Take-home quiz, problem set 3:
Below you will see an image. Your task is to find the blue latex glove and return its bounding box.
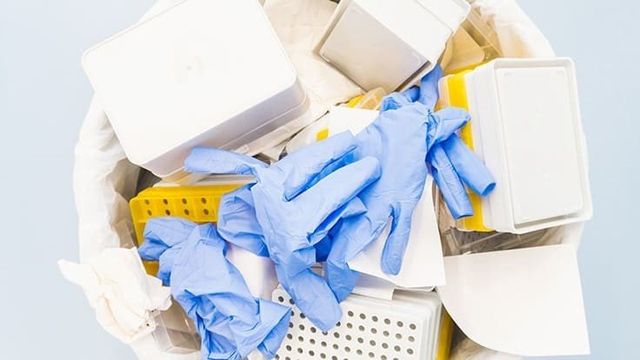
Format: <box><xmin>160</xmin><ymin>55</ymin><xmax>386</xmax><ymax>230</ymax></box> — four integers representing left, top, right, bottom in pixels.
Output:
<box><xmin>383</xmin><ymin>66</ymin><xmax>496</xmax><ymax>216</ymax></box>
<box><xmin>185</xmin><ymin>132</ymin><xmax>381</xmax><ymax>332</ymax></box>
<box><xmin>215</xmin><ymin>186</ymin><xmax>269</xmax><ymax>258</ymax></box>
<box><xmin>326</xmin><ymin>66</ymin><xmax>495</xmax><ymax>301</ymax></box>
<box><xmin>138</xmin><ymin>218</ymin><xmax>290</xmax><ymax>360</ymax></box>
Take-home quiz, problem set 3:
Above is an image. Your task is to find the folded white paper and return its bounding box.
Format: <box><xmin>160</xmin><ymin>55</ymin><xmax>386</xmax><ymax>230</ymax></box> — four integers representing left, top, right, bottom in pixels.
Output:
<box><xmin>437</xmin><ymin>244</ymin><xmax>589</xmax><ymax>356</ymax></box>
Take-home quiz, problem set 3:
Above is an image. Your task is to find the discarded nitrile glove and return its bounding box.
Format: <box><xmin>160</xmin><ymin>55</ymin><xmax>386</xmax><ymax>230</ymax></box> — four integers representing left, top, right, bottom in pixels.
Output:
<box><xmin>326</xmin><ymin>66</ymin><xmax>495</xmax><ymax>303</ymax></box>
<box><xmin>139</xmin><ymin>218</ymin><xmax>291</xmax><ymax>360</ymax></box>
<box><xmin>185</xmin><ymin>132</ymin><xmax>381</xmax><ymax>332</ymax></box>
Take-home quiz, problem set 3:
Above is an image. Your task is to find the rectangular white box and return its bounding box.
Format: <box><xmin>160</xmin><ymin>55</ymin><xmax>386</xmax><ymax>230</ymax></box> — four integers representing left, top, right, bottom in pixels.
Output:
<box><xmin>315</xmin><ymin>0</ymin><xmax>469</xmax><ymax>92</ymax></box>
<box><xmin>82</xmin><ymin>0</ymin><xmax>308</xmax><ymax>179</ymax></box>
<box><xmin>459</xmin><ymin>58</ymin><xmax>592</xmax><ymax>233</ymax></box>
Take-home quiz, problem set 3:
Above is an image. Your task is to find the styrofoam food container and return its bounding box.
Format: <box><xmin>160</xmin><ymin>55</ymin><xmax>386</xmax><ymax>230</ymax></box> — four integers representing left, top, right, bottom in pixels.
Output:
<box><xmin>82</xmin><ymin>0</ymin><xmax>308</xmax><ymax>180</ymax></box>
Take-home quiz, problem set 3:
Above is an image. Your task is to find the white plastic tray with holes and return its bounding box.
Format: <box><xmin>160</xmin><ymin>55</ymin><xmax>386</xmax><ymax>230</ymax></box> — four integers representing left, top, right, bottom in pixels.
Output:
<box><xmin>272</xmin><ymin>287</ymin><xmax>442</xmax><ymax>360</ymax></box>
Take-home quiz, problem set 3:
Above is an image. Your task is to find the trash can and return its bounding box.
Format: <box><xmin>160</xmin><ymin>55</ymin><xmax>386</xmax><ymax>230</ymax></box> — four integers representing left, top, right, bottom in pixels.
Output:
<box><xmin>65</xmin><ymin>0</ymin><xmax>591</xmax><ymax>359</ymax></box>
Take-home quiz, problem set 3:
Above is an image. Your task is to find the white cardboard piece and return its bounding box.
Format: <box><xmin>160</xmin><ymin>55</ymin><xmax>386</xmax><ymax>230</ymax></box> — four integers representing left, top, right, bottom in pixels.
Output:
<box><xmin>82</xmin><ymin>0</ymin><xmax>308</xmax><ymax>179</ymax></box>
<box><xmin>437</xmin><ymin>244</ymin><xmax>590</xmax><ymax>356</ymax></box>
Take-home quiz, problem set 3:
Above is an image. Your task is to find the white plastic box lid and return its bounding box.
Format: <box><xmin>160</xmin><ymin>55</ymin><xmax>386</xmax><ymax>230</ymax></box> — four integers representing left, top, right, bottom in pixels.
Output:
<box><xmin>464</xmin><ymin>58</ymin><xmax>592</xmax><ymax>233</ymax></box>
<box><xmin>82</xmin><ymin>0</ymin><xmax>308</xmax><ymax>179</ymax></box>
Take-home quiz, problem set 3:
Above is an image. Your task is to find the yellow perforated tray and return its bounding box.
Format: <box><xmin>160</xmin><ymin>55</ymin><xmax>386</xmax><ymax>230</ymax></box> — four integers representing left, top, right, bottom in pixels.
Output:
<box><xmin>130</xmin><ymin>180</ymin><xmax>247</xmax><ymax>274</ymax></box>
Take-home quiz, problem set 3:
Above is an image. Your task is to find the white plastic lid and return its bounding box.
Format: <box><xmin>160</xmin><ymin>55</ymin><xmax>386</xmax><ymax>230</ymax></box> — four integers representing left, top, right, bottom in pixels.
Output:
<box><xmin>496</xmin><ymin>65</ymin><xmax>584</xmax><ymax>225</ymax></box>
<box><xmin>83</xmin><ymin>0</ymin><xmax>299</xmax><ymax>171</ymax></box>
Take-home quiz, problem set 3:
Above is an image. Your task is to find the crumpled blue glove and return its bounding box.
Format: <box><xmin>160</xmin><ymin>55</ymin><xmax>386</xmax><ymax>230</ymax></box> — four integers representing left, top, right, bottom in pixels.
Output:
<box><xmin>185</xmin><ymin>132</ymin><xmax>382</xmax><ymax>332</ymax></box>
<box><xmin>326</xmin><ymin>66</ymin><xmax>496</xmax><ymax>301</ymax></box>
<box><xmin>215</xmin><ymin>187</ymin><xmax>269</xmax><ymax>258</ymax></box>
<box><xmin>138</xmin><ymin>218</ymin><xmax>290</xmax><ymax>360</ymax></box>
<box><xmin>383</xmin><ymin>66</ymin><xmax>496</xmax><ymax>219</ymax></box>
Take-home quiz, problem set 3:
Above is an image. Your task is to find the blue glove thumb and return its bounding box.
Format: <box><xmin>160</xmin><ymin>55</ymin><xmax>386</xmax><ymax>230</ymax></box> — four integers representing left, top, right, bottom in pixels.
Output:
<box><xmin>185</xmin><ymin>147</ymin><xmax>268</xmax><ymax>176</ymax></box>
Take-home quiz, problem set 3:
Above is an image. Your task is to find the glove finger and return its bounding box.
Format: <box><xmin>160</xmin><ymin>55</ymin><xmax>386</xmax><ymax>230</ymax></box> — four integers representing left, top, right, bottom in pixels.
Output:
<box><xmin>278</xmin><ymin>268</ymin><xmax>342</xmax><ymax>332</ymax></box>
<box><xmin>428</xmin><ymin>145</ymin><xmax>473</xmax><ymax>219</ymax></box>
<box><xmin>310</xmin><ymin>198</ymin><xmax>367</xmax><ymax>246</ymax></box>
<box><xmin>256</xmin><ymin>299</ymin><xmax>292</xmax><ymax>359</ymax></box>
<box><xmin>298</xmin><ymin>153</ymin><xmax>351</xmax><ymax>197</ymax></box>
<box><xmin>297</xmin><ymin>156</ymin><xmax>381</xmax><ymax>230</ymax></box>
<box><xmin>279</xmin><ymin>131</ymin><xmax>358</xmax><ymax>201</ymax></box>
<box><xmin>326</xmin><ymin>209</ymin><xmax>388</xmax><ymax>301</ymax></box>
<box><xmin>427</xmin><ymin>108</ymin><xmax>471</xmax><ymax>147</ymax></box>
<box><xmin>418</xmin><ymin>65</ymin><xmax>443</xmax><ymax>108</ymax></box>
<box><xmin>326</xmin><ymin>242</ymin><xmax>360</xmax><ymax>303</ymax></box>
<box><xmin>381</xmin><ymin>202</ymin><xmax>418</xmax><ymax>275</ymax></box>
<box><xmin>442</xmin><ymin>136</ymin><xmax>496</xmax><ymax>196</ymax></box>
<box><xmin>185</xmin><ymin>147</ymin><xmax>267</xmax><ymax>175</ymax></box>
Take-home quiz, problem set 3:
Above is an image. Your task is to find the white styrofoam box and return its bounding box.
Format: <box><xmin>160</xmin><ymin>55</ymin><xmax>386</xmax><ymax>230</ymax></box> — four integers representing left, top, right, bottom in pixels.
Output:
<box><xmin>273</xmin><ymin>287</ymin><xmax>441</xmax><ymax>360</ymax></box>
<box><xmin>315</xmin><ymin>0</ymin><xmax>469</xmax><ymax>92</ymax></box>
<box><xmin>463</xmin><ymin>58</ymin><xmax>592</xmax><ymax>234</ymax></box>
<box><xmin>82</xmin><ymin>0</ymin><xmax>308</xmax><ymax>179</ymax></box>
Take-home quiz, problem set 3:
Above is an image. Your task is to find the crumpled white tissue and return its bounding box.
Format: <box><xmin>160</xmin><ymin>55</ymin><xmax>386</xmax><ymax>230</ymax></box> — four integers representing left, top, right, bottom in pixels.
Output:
<box><xmin>59</xmin><ymin>248</ymin><xmax>171</xmax><ymax>344</ymax></box>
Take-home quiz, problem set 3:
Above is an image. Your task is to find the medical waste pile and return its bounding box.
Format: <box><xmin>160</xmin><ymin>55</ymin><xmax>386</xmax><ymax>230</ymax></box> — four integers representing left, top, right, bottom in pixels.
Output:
<box><xmin>59</xmin><ymin>0</ymin><xmax>593</xmax><ymax>359</ymax></box>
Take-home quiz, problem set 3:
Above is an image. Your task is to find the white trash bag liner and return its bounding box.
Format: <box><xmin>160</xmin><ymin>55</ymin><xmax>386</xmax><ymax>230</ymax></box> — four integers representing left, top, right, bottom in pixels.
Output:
<box><xmin>65</xmin><ymin>0</ymin><xmax>584</xmax><ymax>359</ymax></box>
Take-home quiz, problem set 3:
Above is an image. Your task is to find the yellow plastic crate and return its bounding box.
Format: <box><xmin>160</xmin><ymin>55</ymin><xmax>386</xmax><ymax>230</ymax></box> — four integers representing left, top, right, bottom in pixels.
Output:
<box><xmin>130</xmin><ymin>181</ymin><xmax>247</xmax><ymax>274</ymax></box>
<box><xmin>435</xmin><ymin>310</ymin><xmax>454</xmax><ymax>360</ymax></box>
<box><xmin>437</xmin><ymin>71</ymin><xmax>492</xmax><ymax>232</ymax></box>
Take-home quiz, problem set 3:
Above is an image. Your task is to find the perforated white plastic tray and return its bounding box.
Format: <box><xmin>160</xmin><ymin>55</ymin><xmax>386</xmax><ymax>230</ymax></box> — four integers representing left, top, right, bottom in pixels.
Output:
<box><xmin>273</xmin><ymin>287</ymin><xmax>441</xmax><ymax>360</ymax></box>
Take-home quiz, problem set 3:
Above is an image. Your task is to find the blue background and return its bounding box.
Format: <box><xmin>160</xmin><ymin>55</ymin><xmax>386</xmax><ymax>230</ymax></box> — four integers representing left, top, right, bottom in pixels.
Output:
<box><xmin>0</xmin><ymin>0</ymin><xmax>637</xmax><ymax>358</ymax></box>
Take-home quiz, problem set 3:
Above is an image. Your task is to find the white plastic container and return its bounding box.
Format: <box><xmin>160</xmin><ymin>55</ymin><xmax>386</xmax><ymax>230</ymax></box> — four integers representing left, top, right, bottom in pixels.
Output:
<box><xmin>82</xmin><ymin>0</ymin><xmax>308</xmax><ymax>181</ymax></box>
<box><xmin>315</xmin><ymin>0</ymin><xmax>470</xmax><ymax>92</ymax></box>
<box><xmin>440</xmin><ymin>58</ymin><xmax>592</xmax><ymax>234</ymax></box>
<box><xmin>273</xmin><ymin>287</ymin><xmax>442</xmax><ymax>360</ymax></box>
